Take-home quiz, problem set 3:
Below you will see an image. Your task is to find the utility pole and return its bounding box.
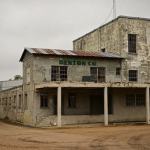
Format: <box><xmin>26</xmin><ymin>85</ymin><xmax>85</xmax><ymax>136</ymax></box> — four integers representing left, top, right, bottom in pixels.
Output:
<box><xmin>113</xmin><ymin>0</ymin><xmax>116</xmax><ymax>19</ymax></box>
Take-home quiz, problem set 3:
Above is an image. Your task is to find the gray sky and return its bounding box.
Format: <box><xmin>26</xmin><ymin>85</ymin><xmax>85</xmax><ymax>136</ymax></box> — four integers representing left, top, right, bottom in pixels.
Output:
<box><xmin>0</xmin><ymin>0</ymin><xmax>149</xmax><ymax>80</ymax></box>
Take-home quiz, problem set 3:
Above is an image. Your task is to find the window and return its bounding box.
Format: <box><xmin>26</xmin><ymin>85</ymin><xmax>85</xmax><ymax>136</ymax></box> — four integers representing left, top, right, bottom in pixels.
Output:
<box><xmin>24</xmin><ymin>94</ymin><xmax>28</xmax><ymax>110</ymax></box>
<box><xmin>116</xmin><ymin>68</ymin><xmax>121</xmax><ymax>76</ymax></box>
<box><xmin>40</xmin><ymin>94</ymin><xmax>48</xmax><ymax>108</ymax></box>
<box><xmin>19</xmin><ymin>94</ymin><xmax>22</xmax><ymax>109</ymax></box>
<box><xmin>126</xmin><ymin>94</ymin><xmax>145</xmax><ymax>107</ymax></box>
<box><xmin>91</xmin><ymin>67</ymin><xmax>106</xmax><ymax>82</ymax></box>
<box><xmin>26</xmin><ymin>67</ymin><xmax>31</xmax><ymax>83</ymax></box>
<box><xmin>5</xmin><ymin>98</ymin><xmax>8</xmax><ymax>106</ymax></box>
<box><xmin>9</xmin><ymin>97</ymin><xmax>11</xmax><ymax>108</ymax></box>
<box><xmin>13</xmin><ymin>95</ymin><xmax>16</xmax><ymax>108</ymax></box>
<box><xmin>2</xmin><ymin>98</ymin><xmax>4</xmax><ymax>106</ymax></box>
<box><xmin>126</xmin><ymin>94</ymin><xmax>135</xmax><ymax>106</ymax></box>
<box><xmin>60</xmin><ymin>66</ymin><xmax>68</xmax><ymax>81</ymax></box>
<box><xmin>101</xmin><ymin>48</ymin><xmax>106</xmax><ymax>52</ymax></box>
<box><xmin>128</xmin><ymin>34</ymin><xmax>137</xmax><ymax>53</ymax></box>
<box><xmin>136</xmin><ymin>94</ymin><xmax>145</xmax><ymax>106</ymax></box>
<box><xmin>68</xmin><ymin>94</ymin><xmax>76</xmax><ymax>108</ymax></box>
<box><xmin>129</xmin><ymin>70</ymin><xmax>138</xmax><ymax>81</ymax></box>
<box><xmin>98</xmin><ymin>67</ymin><xmax>105</xmax><ymax>82</ymax></box>
<box><xmin>51</xmin><ymin>66</ymin><xmax>68</xmax><ymax>81</ymax></box>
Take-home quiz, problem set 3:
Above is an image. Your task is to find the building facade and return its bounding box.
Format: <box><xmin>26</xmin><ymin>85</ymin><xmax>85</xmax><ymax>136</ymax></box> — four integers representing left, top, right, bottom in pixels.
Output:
<box><xmin>0</xmin><ymin>16</ymin><xmax>150</xmax><ymax>127</ymax></box>
<box><xmin>0</xmin><ymin>80</ymin><xmax>22</xmax><ymax>91</ymax></box>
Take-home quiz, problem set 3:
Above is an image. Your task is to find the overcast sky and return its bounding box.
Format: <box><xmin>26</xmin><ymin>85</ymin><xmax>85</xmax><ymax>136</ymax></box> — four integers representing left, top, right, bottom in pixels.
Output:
<box><xmin>0</xmin><ymin>0</ymin><xmax>149</xmax><ymax>81</ymax></box>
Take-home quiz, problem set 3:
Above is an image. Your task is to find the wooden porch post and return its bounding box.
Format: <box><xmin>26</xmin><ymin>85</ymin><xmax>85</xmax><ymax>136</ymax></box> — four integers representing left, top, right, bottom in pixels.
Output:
<box><xmin>146</xmin><ymin>86</ymin><xmax>150</xmax><ymax>124</ymax></box>
<box><xmin>57</xmin><ymin>86</ymin><xmax>62</xmax><ymax>127</ymax></box>
<box><xmin>104</xmin><ymin>86</ymin><xmax>108</xmax><ymax>126</ymax></box>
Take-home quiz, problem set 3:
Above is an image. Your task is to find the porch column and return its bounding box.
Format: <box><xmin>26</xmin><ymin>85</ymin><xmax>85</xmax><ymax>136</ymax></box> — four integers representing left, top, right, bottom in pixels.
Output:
<box><xmin>57</xmin><ymin>86</ymin><xmax>62</xmax><ymax>127</ymax></box>
<box><xmin>146</xmin><ymin>86</ymin><xmax>150</xmax><ymax>124</ymax></box>
<box><xmin>104</xmin><ymin>86</ymin><xmax>108</xmax><ymax>126</ymax></box>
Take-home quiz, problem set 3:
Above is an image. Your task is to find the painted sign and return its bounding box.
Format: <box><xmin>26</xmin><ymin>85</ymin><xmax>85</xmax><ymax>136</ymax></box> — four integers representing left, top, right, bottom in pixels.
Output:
<box><xmin>59</xmin><ymin>58</ymin><xmax>96</xmax><ymax>66</ymax></box>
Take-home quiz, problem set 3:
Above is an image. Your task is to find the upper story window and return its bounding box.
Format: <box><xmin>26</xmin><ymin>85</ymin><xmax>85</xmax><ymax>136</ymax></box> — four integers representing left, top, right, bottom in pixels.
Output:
<box><xmin>129</xmin><ymin>70</ymin><xmax>138</xmax><ymax>82</ymax></box>
<box><xmin>101</xmin><ymin>48</ymin><xmax>106</xmax><ymax>52</ymax></box>
<box><xmin>91</xmin><ymin>67</ymin><xmax>106</xmax><ymax>82</ymax></box>
<box><xmin>116</xmin><ymin>68</ymin><xmax>121</xmax><ymax>76</ymax></box>
<box><xmin>51</xmin><ymin>66</ymin><xmax>68</xmax><ymax>81</ymax></box>
<box><xmin>128</xmin><ymin>34</ymin><xmax>137</xmax><ymax>53</ymax></box>
<box><xmin>26</xmin><ymin>67</ymin><xmax>31</xmax><ymax>83</ymax></box>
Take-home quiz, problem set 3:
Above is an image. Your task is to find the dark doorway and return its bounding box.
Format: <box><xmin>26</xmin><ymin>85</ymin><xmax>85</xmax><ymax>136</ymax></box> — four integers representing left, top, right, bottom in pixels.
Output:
<box><xmin>90</xmin><ymin>95</ymin><xmax>104</xmax><ymax>115</ymax></box>
<box><xmin>90</xmin><ymin>94</ymin><xmax>113</xmax><ymax>115</ymax></box>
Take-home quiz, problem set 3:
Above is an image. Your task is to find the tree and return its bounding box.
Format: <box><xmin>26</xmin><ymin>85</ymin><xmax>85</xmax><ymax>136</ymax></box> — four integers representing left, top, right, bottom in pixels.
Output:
<box><xmin>14</xmin><ymin>75</ymin><xmax>22</xmax><ymax>80</ymax></box>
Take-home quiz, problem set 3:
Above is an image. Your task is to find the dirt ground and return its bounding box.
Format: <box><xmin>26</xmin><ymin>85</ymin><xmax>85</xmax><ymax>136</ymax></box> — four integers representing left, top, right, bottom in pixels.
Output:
<box><xmin>0</xmin><ymin>122</ymin><xmax>150</xmax><ymax>150</ymax></box>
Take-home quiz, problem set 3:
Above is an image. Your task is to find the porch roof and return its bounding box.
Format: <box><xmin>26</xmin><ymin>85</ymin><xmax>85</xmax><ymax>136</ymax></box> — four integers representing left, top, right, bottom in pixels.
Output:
<box><xmin>35</xmin><ymin>81</ymin><xmax>149</xmax><ymax>90</ymax></box>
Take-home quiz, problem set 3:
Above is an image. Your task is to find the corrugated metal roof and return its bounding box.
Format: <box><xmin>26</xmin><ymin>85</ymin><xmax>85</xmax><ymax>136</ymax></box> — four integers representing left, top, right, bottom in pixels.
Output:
<box><xmin>20</xmin><ymin>47</ymin><xmax>124</xmax><ymax>61</ymax></box>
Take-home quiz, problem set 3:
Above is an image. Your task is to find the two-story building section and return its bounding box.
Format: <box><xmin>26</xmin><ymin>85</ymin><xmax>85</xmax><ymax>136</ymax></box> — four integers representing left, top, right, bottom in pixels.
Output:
<box><xmin>73</xmin><ymin>16</ymin><xmax>150</xmax><ymax>83</ymax></box>
<box><xmin>0</xmin><ymin>16</ymin><xmax>150</xmax><ymax>127</ymax></box>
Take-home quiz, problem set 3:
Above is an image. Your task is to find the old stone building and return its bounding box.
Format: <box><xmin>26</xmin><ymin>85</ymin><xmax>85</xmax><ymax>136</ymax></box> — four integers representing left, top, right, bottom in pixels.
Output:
<box><xmin>0</xmin><ymin>16</ymin><xmax>150</xmax><ymax>127</ymax></box>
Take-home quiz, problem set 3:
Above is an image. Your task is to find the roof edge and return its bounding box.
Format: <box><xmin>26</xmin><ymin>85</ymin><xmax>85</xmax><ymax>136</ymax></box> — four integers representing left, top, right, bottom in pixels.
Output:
<box><xmin>73</xmin><ymin>15</ymin><xmax>150</xmax><ymax>42</ymax></box>
<box><xmin>0</xmin><ymin>85</ymin><xmax>23</xmax><ymax>93</ymax></box>
<box><xmin>19</xmin><ymin>47</ymin><xmax>33</xmax><ymax>62</ymax></box>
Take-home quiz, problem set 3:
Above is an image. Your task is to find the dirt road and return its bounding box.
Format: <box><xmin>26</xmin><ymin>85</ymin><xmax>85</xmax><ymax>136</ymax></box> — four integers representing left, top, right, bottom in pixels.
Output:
<box><xmin>0</xmin><ymin>121</ymin><xmax>150</xmax><ymax>150</ymax></box>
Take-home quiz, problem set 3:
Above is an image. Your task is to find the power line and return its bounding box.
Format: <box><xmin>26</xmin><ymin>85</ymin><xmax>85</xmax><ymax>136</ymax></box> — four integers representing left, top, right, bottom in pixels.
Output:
<box><xmin>101</xmin><ymin>0</ymin><xmax>117</xmax><ymax>26</ymax></box>
<box><xmin>113</xmin><ymin>0</ymin><xmax>116</xmax><ymax>19</ymax></box>
<box><xmin>103</xmin><ymin>5</ymin><xmax>114</xmax><ymax>24</ymax></box>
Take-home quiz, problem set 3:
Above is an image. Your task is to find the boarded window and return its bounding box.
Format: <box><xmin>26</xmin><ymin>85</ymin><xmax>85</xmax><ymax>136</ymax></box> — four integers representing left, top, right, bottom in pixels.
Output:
<box><xmin>40</xmin><ymin>94</ymin><xmax>48</xmax><ymax>108</ymax></box>
<box><xmin>128</xmin><ymin>34</ymin><xmax>137</xmax><ymax>53</ymax></box>
<box><xmin>129</xmin><ymin>70</ymin><xmax>138</xmax><ymax>81</ymax></box>
<box><xmin>91</xmin><ymin>67</ymin><xmax>106</xmax><ymax>82</ymax></box>
<box><xmin>68</xmin><ymin>94</ymin><xmax>76</xmax><ymax>108</ymax></box>
<box><xmin>51</xmin><ymin>66</ymin><xmax>68</xmax><ymax>81</ymax></box>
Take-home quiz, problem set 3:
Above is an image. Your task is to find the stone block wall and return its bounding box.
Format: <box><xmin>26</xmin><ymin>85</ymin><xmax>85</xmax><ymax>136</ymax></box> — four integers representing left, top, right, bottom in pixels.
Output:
<box><xmin>32</xmin><ymin>56</ymin><xmax>122</xmax><ymax>84</ymax></box>
<box><xmin>73</xmin><ymin>16</ymin><xmax>150</xmax><ymax>83</ymax></box>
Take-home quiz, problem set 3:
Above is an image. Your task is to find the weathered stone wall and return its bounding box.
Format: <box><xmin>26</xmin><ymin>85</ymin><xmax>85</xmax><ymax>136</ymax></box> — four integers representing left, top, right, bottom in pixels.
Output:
<box><xmin>73</xmin><ymin>17</ymin><xmax>150</xmax><ymax>83</ymax></box>
<box><xmin>73</xmin><ymin>19</ymin><xmax>120</xmax><ymax>53</ymax></box>
<box><xmin>32</xmin><ymin>56</ymin><xmax>122</xmax><ymax>83</ymax></box>
<box><xmin>0</xmin><ymin>86</ymin><xmax>23</xmax><ymax>122</ymax></box>
<box><xmin>0</xmin><ymin>52</ymin><xmax>36</xmax><ymax>126</ymax></box>
<box><xmin>0</xmin><ymin>85</ymin><xmax>35</xmax><ymax>126</ymax></box>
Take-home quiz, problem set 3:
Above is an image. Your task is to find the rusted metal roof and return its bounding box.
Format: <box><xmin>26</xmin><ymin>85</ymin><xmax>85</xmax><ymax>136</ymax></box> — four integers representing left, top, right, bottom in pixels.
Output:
<box><xmin>20</xmin><ymin>47</ymin><xmax>123</xmax><ymax>61</ymax></box>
